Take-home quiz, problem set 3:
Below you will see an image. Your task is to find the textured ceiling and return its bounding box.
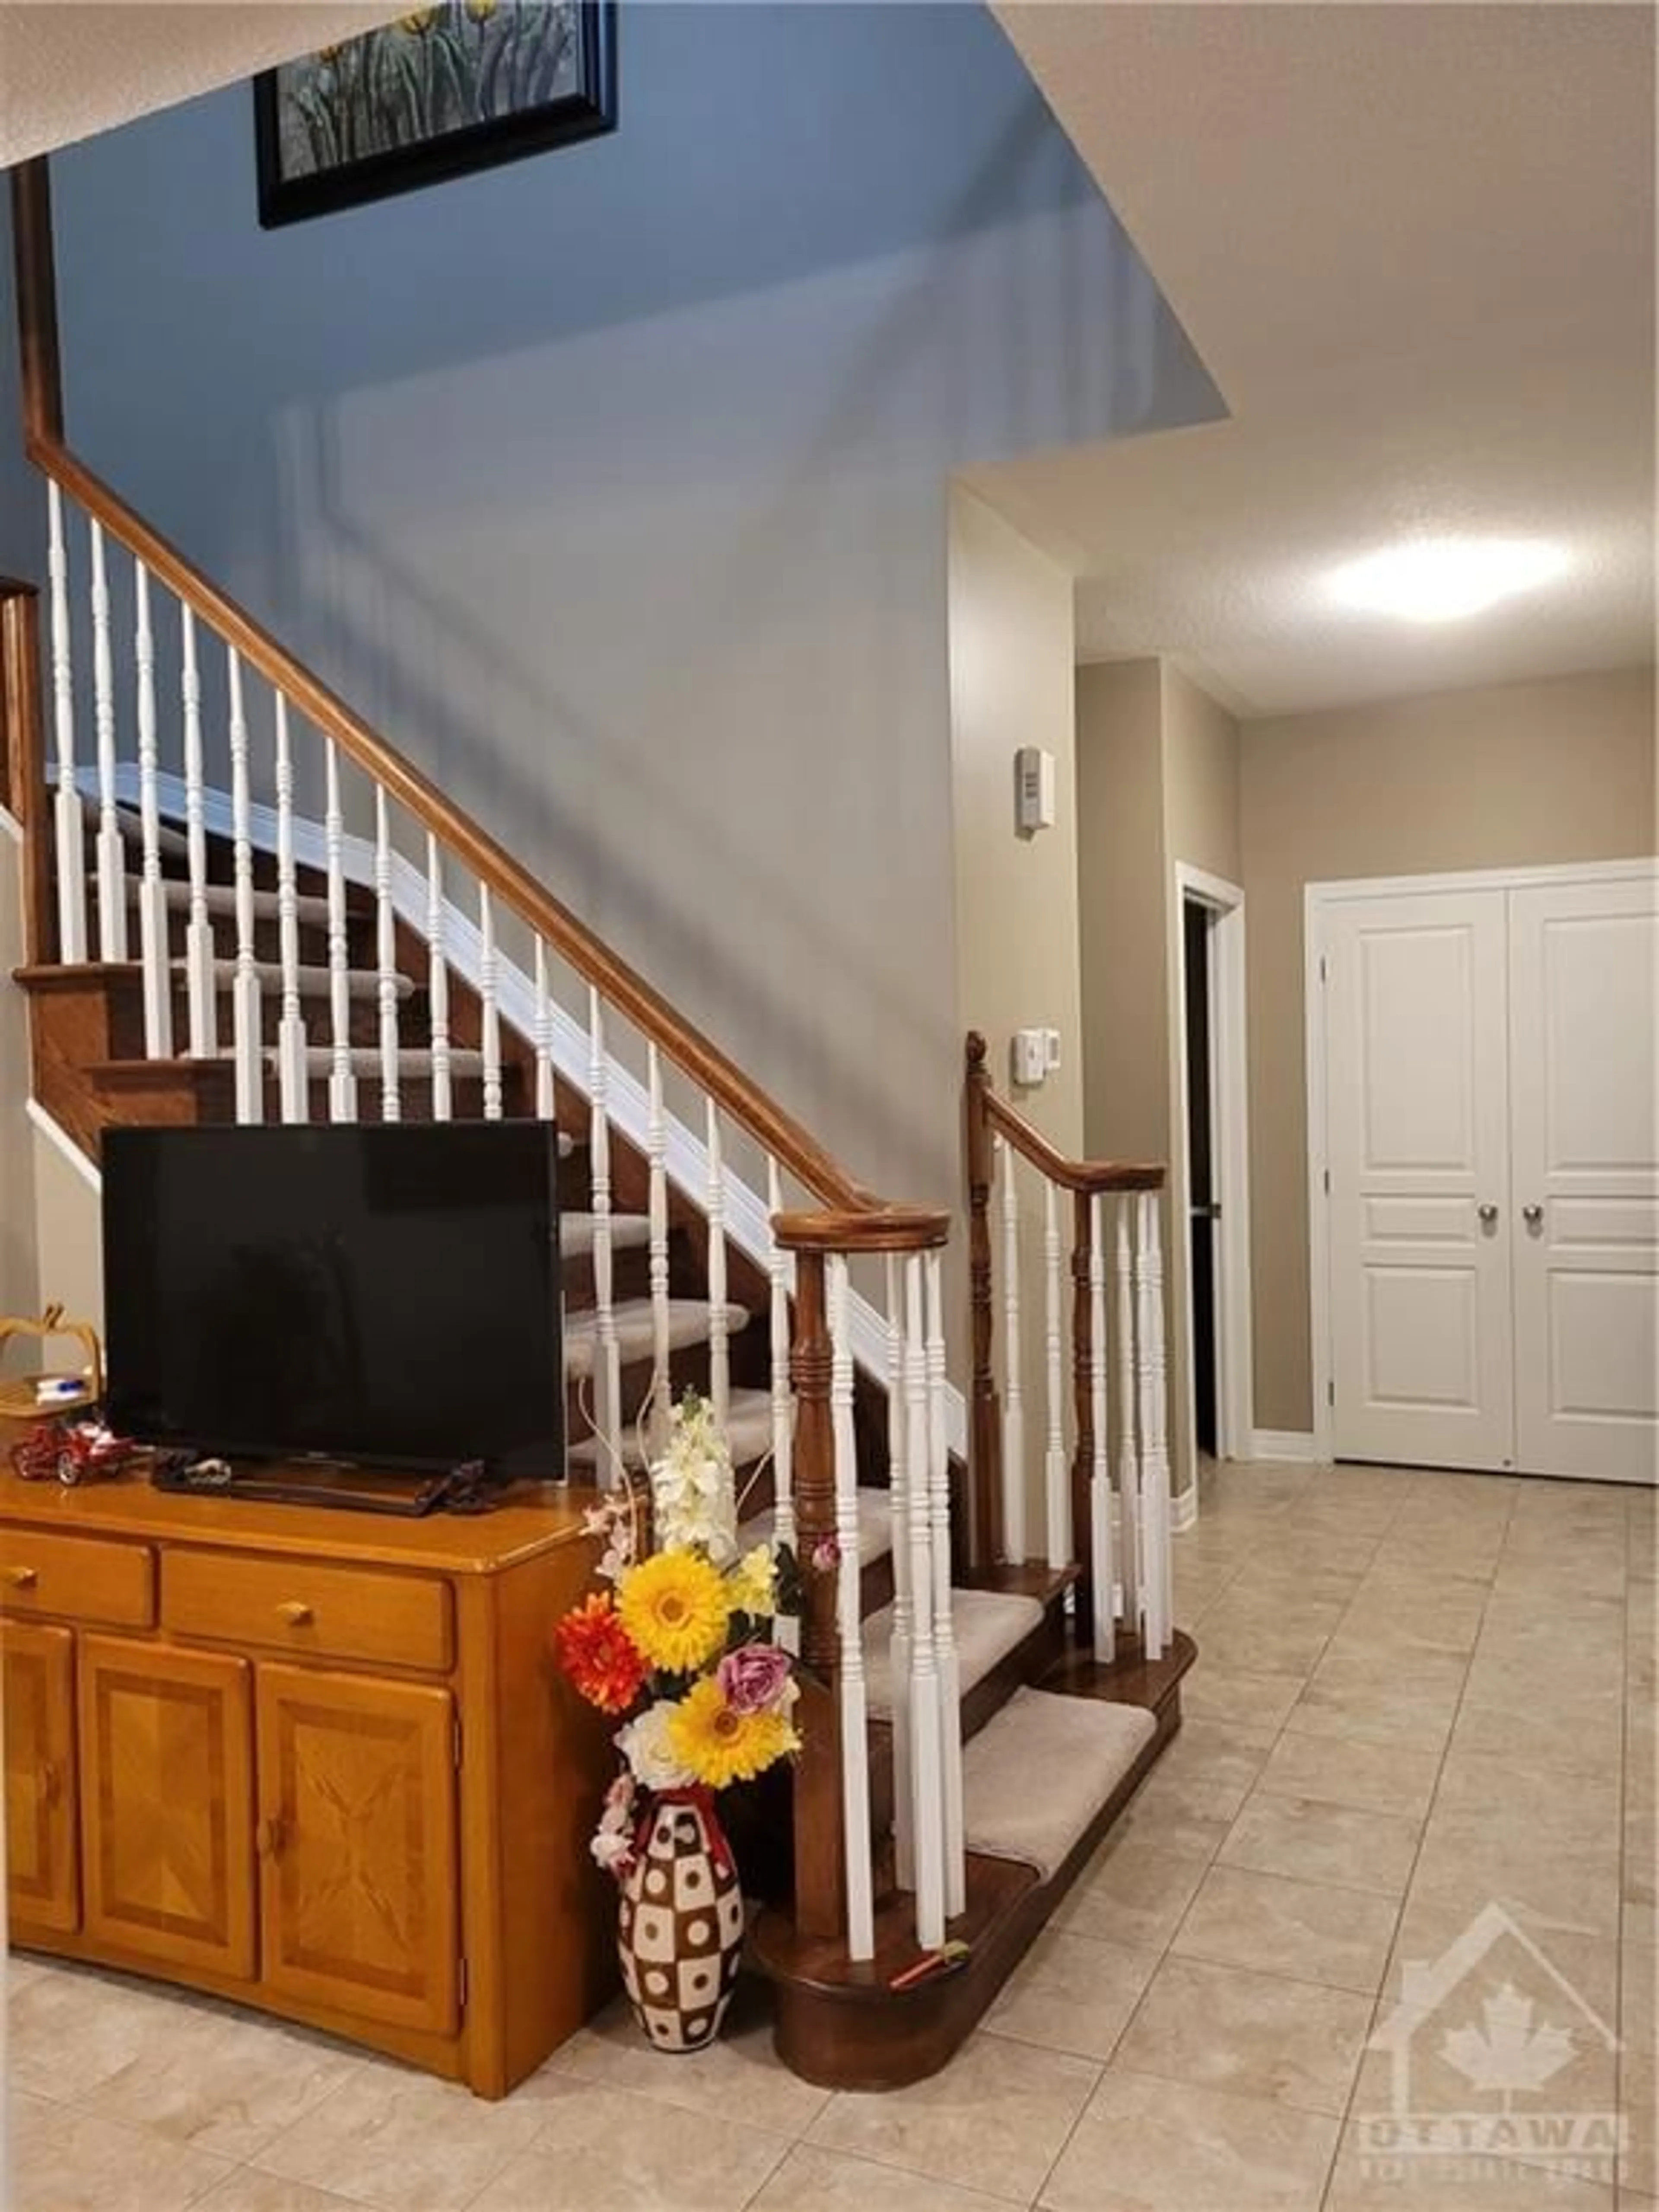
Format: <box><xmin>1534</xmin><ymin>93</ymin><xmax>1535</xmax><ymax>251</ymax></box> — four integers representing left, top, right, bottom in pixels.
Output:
<box><xmin>0</xmin><ymin>4</ymin><xmax>404</xmax><ymax>169</ymax></box>
<box><xmin>984</xmin><ymin>2</ymin><xmax>1656</xmax><ymax>715</ymax></box>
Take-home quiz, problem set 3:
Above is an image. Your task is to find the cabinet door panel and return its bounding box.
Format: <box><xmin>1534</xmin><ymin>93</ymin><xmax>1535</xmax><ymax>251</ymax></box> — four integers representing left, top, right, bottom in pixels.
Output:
<box><xmin>3</xmin><ymin>1620</ymin><xmax>79</xmax><ymax>1932</ymax></box>
<box><xmin>79</xmin><ymin>1636</ymin><xmax>255</xmax><ymax>1978</ymax></box>
<box><xmin>257</xmin><ymin>1665</ymin><xmax>458</xmax><ymax>2036</ymax></box>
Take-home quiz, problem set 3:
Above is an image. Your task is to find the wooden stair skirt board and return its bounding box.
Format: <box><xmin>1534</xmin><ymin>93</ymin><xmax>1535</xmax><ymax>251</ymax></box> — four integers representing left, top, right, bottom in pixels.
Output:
<box><xmin>750</xmin><ymin>1629</ymin><xmax>1195</xmax><ymax>2091</ymax></box>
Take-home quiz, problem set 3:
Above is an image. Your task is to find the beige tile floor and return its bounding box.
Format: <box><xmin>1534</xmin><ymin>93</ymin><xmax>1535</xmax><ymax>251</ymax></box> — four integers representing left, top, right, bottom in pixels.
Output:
<box><xmin>7</xmin><ymin>1459</ymin><xmax>1655</xmax><ymax>2212</ymax></box>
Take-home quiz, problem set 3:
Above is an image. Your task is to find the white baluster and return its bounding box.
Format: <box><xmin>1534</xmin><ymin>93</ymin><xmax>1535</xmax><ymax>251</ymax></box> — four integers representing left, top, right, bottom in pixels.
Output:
<box><xmin>479</xmin><ymin>884</ymin><xmax>502</xmax><ymax>1120</ymax></box>
<box><xmin>179</xmin><ymin>608</ymin><xmax>216</xmax><ymax>1058</ymax></box>
<box><xmin>1042</xmin><ymin>1179</ymin><xmax>1068</xmax><ymax>1571</ymax></box>
<box><xmin>829</xmin><ymin>1256</ymin><xmax>874</xmax><ymax>1962</ymax></box>
<box><xmin>926</xmin><ymin>1249</ymin><xmax>965</xmax><ymax>1919</ymax></box>
<box><xmin>705</xmin><ymin>1100</ymin><xmax>730</xmax><ymax>1430</ymax></box>
<box><xmin>1115</xmin><ymin>1196</ymin><xmax>1141</xmax><ymax>1638</ymax></box>
<box><xmin>884</xmin><ymin>1251</ymin><xmax>914</xmax><ymax>1890</ymax></box>
<box><xmin>996</xmin><ymin>1134</ymin><xmax>1027</xmax><ymax>1564</ymax></box>
<box><xmin>46</xmin><ymin>483</ymin><xmax>86</xmax><ymax>963</ymax></box>
<box><xmin>766</xmin><ymin>1159</ymin><xmax>796</xmax><ymax>1632</ymax></box>
<box><xmin>646</xmin><ymin>1045</ymin><xmax>671</xmax><ymax>1449</ymax></box>
<box><xmin>587</xmin><ymin>988</ymin><xmax>621</xmax><ymax>1477</ymax></box>
<box><xmin>425</xmin><ymin>833</ymin><xmax>451</xmax><ymax>1122</ymax></box>
<box><xmin>323</xmin><ymin>740</ymin><xmax>357</xmax><ymax>1122</ymax></box>
<box><xmin>89</xmin><ymin>520</ymin><xmax>127</xmax><ymax>962</ymax></box>
<box><xmin>274</xmin><ymin>697</ymin><xmax>308</xmax><ymax>1121</ymax></box>
<box><xmin>374</xmin><ymin>786</ymin><xmax>400</xmax><ymax>1123</ymax></box>
<box><xmin>534</xmin><ymin>938</ymin><xmax>555</xmax><ymax>1123</ymax></box>
<box><xmin>131</xmin><ymin>564</ymin><xmax>171</xmax><ymax>1058</ymax></box>
<box><xmin>1137</xmin><ymin>1191</ymin><xmax>1173</xmax><ymax>1659</ymax></box>
<box><xmin>227</xmin><ymin>648</ymin><xmax>262</xmax><ymax>1124</ymax></box>
<box><xmin>1089</xmin><ymin>1191</ymin><xmax>1114</xmax><ymax>1660</ymax></box>
<box><xmin>905</xmin><ymin>1252</ymin><xmax>946</xmax><ymax>1951</ymax></box>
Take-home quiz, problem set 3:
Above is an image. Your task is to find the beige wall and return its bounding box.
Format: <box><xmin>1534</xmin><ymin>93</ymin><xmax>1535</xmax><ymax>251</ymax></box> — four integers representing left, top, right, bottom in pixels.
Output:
<box><xmin>1241</xmin><ymin>664</ymin><xmax>1659</xmax><ymax>1432</ymax></box>
<box><xmin>949</xmin><ymin>487</ymin><xmax>1084</xmax><ymax>1155</ymax></box>
<box><xmin>1077</xmin><ymin>660</ymin><xmax>1170</xmax><ymax>1166</ymax></box>
<box><xmin>1163</xmin><ymin>665</ymin><xmax>1242</xmax><ymax>890</ymax></box>
<box><xmin>31</xmin><ymin>1128</ymin><xmax>103</xmax><ymax>1336</ymax></box>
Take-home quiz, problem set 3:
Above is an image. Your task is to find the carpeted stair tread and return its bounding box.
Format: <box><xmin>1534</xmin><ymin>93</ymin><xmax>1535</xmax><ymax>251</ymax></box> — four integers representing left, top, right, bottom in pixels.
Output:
<box><xmin>740</xmin><ymin>1485</ymin><xmax>893</xmax><ymax>1568</ymax></box>
<box><xmin>194</xmin><ymin>957</ymin><xmax>411</xmax><ymax>999</ymax></box>
<box><xmin>862</xmin><ymin>1589</ymin><xmax>1044</xmax><ymax>1722</ymax></box>
<box><xmin>562</xmin><ymin>1298</ymin><xmax>750</xmax><ymax>1380</ymax></box>
<box><xmin>145</xmin><ymin>880</ymin><xmax>335</xmax><ymax>928</ymax></box>
<box><xmin>962</xmin><ymin>1687</ymin><xmax>1156</xmax><ymax>1881</ymax></box>
<box><xmin>559</xmin><ymin>1212</ymin><xmax>652</xmax><ymax>1260</ymax></box>
<box><xmin>566</xmin><ymin>1385</ymin><xmax>775</xmax><ymax>1472</ymax></box>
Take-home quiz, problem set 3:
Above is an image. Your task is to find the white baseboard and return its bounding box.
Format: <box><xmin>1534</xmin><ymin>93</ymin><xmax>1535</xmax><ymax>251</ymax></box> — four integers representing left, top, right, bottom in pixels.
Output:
<box><xmin>1251</xmin><ymin>1429</ymin><xmax>1321</xmax><ymax>1464</ymax></box>
<box><xmin>27</xmin><ymin>1097</ymin><xmax>101</xmax><ymax>1192</ymax></box>
<box><xmin>1171</xmin><ymin>1485</ymin><xmax>1198</xmax><ymax>1534</ymax></box>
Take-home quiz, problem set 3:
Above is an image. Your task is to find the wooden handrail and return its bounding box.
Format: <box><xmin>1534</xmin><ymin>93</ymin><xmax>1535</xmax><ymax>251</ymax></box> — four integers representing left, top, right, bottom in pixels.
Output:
<box><xmin>772</xmin><ymin>1206</ymin><xmax>950</xmax><ymax>1255</ymax></box>
<box><xmin>964</xmin><ymin>1035</ymin><xmax>1165</xmax><ymax>1194</ymax></box>
<box><xmin>9</xmin><ymin>156</ymin><xmax>904</xmax><ymax>1223</ymax></box>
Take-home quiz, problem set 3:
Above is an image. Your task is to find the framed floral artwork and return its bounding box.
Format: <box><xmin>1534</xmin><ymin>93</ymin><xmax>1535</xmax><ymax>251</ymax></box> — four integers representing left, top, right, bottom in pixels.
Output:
<box><xmin>254</xmin><ymin>1</ymin><xmax>617</xmax><ymax>228</ymax></box>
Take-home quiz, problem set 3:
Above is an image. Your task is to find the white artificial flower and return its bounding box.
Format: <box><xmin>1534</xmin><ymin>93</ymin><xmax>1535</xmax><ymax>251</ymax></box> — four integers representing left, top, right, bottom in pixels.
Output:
<box><xmin>617</xmin><ymin>1700</ymin><xmax>695</xmax><ymax>1791</ymax></box>
<box><xmin>649</xmin><ymin>1394</ymin><xmax>737</xmax><ymax>1564</ymax></box>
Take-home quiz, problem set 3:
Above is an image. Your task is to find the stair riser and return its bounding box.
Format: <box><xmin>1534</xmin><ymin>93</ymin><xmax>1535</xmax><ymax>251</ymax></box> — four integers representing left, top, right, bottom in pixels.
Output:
<box><xmin>110</xmin><ymin>891</ymin><xmax>373</xmax><ymax>972</ymax></box>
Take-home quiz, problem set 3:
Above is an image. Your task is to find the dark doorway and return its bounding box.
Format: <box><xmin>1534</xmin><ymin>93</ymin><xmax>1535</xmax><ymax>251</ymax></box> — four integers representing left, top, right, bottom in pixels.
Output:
<box><xmin>1184</xmin><ymin>897</ymin><xmax>1218</xmax><ymax>1457</ymax></box>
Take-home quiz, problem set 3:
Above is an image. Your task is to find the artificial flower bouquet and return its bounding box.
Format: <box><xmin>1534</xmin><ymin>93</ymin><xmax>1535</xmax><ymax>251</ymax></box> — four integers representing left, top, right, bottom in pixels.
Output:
<box><xmin>554</xmin><ymin>1392</ymin><xmax>802</xmax><ymax>1883</ymax></box>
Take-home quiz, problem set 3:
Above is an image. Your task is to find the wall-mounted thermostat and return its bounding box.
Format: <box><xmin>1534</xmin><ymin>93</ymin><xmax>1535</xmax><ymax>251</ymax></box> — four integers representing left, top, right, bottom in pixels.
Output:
<box><xmin>1014</xmin><ymin>746</ymin><xmax>1056</xmax><ymax>836</ymax></box>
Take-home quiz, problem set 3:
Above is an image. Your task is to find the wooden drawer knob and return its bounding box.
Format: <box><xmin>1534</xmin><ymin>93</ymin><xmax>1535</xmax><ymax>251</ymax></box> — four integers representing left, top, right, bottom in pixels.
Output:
<box><xmin>255</xmin><ymin>1816</ymin><xmax>285</xmax><ymax>1860</ymax></box>
<box><xmin>276</xmin><ymin>1600</ymin><xmax>314</xmax><ymax>1627</ymax></box>
<box><xmin>5</xmin><ymin>1565</ymin><xmax>38</xmax><ymax>1590</ymax></box>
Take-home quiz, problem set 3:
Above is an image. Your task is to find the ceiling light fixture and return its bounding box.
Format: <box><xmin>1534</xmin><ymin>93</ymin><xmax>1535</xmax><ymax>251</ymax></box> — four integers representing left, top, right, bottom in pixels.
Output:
<box><xmin>1329</xmin><ymin>537</ymin><xmax>1568</xmax><ymax>623</ymax></box>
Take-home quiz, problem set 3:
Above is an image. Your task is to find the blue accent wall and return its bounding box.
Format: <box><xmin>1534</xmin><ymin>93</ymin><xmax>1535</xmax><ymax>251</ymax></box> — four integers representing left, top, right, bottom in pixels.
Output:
<box><xmin>44</xmin><ymin>3</ymin><xmax>1221</xmax><ymax>1198</ymax></box>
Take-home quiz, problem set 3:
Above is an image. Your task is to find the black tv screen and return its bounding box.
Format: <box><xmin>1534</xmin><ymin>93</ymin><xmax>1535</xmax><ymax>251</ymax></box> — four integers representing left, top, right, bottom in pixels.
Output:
<box><xmin>103</xmin><ymin>1123</ymin><xmax>564</xmax><ymax>1481</ymax></box>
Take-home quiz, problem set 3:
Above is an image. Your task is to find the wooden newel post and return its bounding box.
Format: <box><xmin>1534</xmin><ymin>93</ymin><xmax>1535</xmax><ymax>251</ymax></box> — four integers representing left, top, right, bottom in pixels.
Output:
<box><xmin>964</xmin><ymin>1033</ymin><xmax>1002</xmax><ymax>1572</ymax></box>
<box><xmin>0</xmin><ymin>583</ymin><xmax>50</xmax><ymax>966</ymax></box>
<box><xmin>1070</xmin><ymin>1191</ymin><xmax>1096</xmax><ymax>1646</ymax></box>
<box><xmin>785</xmin><ymin>1244</ymin><xmax>847</xmax><ymax>1941</ymax></box>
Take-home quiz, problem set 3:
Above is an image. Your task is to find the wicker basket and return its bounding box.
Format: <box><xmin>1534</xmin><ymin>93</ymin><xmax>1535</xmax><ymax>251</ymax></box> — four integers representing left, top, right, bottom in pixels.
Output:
<box><xmin>0</xmin><ymin>1305</ymin><xmax>103</xmax><ymax>1421</ymax></box>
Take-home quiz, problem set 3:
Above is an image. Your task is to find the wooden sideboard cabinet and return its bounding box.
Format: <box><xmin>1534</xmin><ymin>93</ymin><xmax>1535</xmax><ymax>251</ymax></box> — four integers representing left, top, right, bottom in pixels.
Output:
<box><xmin>0</xmin><ymin>1451</ymin><xmax>617</xmax><ymax>2097</ymax></box>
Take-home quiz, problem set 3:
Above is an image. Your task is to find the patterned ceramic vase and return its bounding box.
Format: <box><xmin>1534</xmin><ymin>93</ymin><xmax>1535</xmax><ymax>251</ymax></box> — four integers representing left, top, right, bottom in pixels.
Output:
<box><xmin>617</xmin><ymin>1788</ymin><xmax>744</xmax><ymax>2052</ymax></box>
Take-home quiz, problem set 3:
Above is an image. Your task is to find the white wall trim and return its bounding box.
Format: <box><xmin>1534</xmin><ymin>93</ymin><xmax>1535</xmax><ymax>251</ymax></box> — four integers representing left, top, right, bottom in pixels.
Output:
<box><xmin>26</xmin><ymin>1096</ymin><xmax>102</xmax><ymax>1194</ymax></box>
<box><xmin>1251</xmin><ymin>1429</ymin><xmax>1321</xmax><ymax>1464</ymax></box>
<box><xmin>1173</xmin><ymin>864</ymin><xmax>1254</xmax><ymax>1505</ymax></box>
<box><xmin>94</xmin><ymin>766</ymin><xmax>967</xmax><ymax>1454</ymax></box>
<box><xmin>1307</xmin><ymin>858</ymin><xmax>1657</xmax><ymax>904</ymax></box>
<box><xmin>1303</xmin><ymin>855</ymin><xmax>1657</xmax><ymax>1471</ymax></box>
<box><xmin>0</xmin><ymin>804</ymin><xmax>22</xmax><ymax>846</ymax></box>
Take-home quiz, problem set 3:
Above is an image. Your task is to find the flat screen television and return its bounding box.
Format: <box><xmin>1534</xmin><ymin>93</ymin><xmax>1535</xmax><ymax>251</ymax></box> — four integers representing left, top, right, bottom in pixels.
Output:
<box><xmin>102</xmin><ymin>1122</ymin><xmax>564</xmax><ymax>1484</ymax></box>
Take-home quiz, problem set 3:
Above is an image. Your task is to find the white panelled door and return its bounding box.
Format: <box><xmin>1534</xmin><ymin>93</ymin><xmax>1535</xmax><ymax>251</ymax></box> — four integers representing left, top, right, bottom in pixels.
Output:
<box><xmin>1509</xmin><ymin>877</ymin><xmax>1658</xmax><ymax>1483</ymax></box>
<box><xmin>1321</xmin><ymin>864</ymin><xmax>1658</xmax><ymax>1485</ymax></box>
<box><xmin>1325</xmin><ymin>890</ymin><xmax>1515</xmax><ymax>1471</ymax></box>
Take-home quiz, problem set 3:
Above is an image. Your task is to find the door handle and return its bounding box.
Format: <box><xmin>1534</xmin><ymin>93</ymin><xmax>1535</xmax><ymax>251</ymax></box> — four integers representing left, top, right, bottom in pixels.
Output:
<box><xmin>4</xmin><ymin>1565</ymin><xmax>38</xmax><ymax>1590</ymax></box>
<box><xmin>1477</xmin><ymin>1203</ymin><xmax>1499</xmax><ymax>1226</ymax></box>
<box><xmin>1189</xmin><ymin>1203</ymin><xmax>1222</xmax><ymax>1220</ymax></box>
<box><xmin>1522</xmin><ymin>1204</ymin><xmax>1545</xmax><ymax>1229</ymax></box>
<box><xmin>255</xmin><ymin>1816</ymin><xmax>285</xmax><ymax>1860</ymax></box>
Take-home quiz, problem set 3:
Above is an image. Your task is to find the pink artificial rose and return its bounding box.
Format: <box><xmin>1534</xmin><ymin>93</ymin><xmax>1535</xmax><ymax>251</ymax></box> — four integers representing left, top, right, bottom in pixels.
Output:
<box><xmin>811</xmin><ymin>1535</ymin><xmax>842</xmax><ymax>1573</ymax></box>
<box><xmin>717</xmin><ymin>1643</ymin><xmax>793</xmax><ymax>1716</ymax></box>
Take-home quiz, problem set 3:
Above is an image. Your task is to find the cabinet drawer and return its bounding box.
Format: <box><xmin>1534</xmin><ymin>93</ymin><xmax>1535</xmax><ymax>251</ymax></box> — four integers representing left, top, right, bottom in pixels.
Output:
<box><xmin>162</xmin><ymin>1552</ymin><xmax>453</xmax><ymax>1673</ymax></box>
<box><xmin>0</xmin><ymin>1529</ymin><xmax>154</xmax><ymax>1629</ymax></box>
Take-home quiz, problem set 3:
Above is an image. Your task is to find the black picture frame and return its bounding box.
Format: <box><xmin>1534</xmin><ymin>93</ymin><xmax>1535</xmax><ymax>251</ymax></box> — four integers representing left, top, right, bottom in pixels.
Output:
<box><xmin>254</xmin><ymin>1</ymin><xmax>616</xmax><ymax>229</ymax></box>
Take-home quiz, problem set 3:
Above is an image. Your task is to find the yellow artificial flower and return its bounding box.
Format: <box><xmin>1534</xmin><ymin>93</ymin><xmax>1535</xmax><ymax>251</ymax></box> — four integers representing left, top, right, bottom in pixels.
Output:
<box><xmin>617</xmin><ymin>1551</ymin><xmax>729</xmax><ymax>1674</ymax></box>
<box><xmin>398</xmin><ymin>9</ymin><xmax>438</xmax><ymax>33</ymax></box>
<box><xmin>668</xmin><ymin>1677</ymin><xmax>800</xmax><ymax>1788</ymax></box>
<box><xmin>727</xmin><ymin>1544</ymin><xmax>776</xmax><ymax>1618</ymax></box>
<box><xmin>466</xmin><ymin>0</ymin><xmax>497</xmax><ymax>17</ymax></box>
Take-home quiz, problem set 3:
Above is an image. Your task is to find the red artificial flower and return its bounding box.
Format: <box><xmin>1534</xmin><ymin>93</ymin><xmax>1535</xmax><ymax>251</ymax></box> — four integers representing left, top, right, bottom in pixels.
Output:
<box><xmin>555</xmin><ymin>1592</ymin><xmax>648</xmax><ymax>1715</ymax></box>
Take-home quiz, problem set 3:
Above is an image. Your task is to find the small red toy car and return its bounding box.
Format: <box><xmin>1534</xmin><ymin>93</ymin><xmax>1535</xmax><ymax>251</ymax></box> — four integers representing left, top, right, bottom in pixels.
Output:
<box><xmin>10</xmin><ymin>1417</ymin><xmax>136</xmax><ymax>1487</ymax></box>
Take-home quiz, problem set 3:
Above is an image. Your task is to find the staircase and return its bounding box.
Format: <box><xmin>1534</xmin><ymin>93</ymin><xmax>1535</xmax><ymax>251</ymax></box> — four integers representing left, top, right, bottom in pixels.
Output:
<box><xmin>0</xmin><ymin>153</ymin><xmax>1195</xmax><ymax>2094</ymax></box>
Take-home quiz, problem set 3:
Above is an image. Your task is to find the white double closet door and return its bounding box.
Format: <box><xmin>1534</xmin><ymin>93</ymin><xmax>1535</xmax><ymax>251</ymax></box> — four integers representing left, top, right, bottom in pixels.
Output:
<box><xmin>1320</xmin><ymin>864</ymin><xmax>1657</xmax><ymax>1484</ymax></box>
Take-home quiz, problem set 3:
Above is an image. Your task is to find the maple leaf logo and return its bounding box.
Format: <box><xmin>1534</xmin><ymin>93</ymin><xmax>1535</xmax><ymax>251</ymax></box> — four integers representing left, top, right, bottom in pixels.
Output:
<box><xmin>1440</xmin><ymin>1984</ymin><xmax>1577</xmax><ymax>2110</ymax></box>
